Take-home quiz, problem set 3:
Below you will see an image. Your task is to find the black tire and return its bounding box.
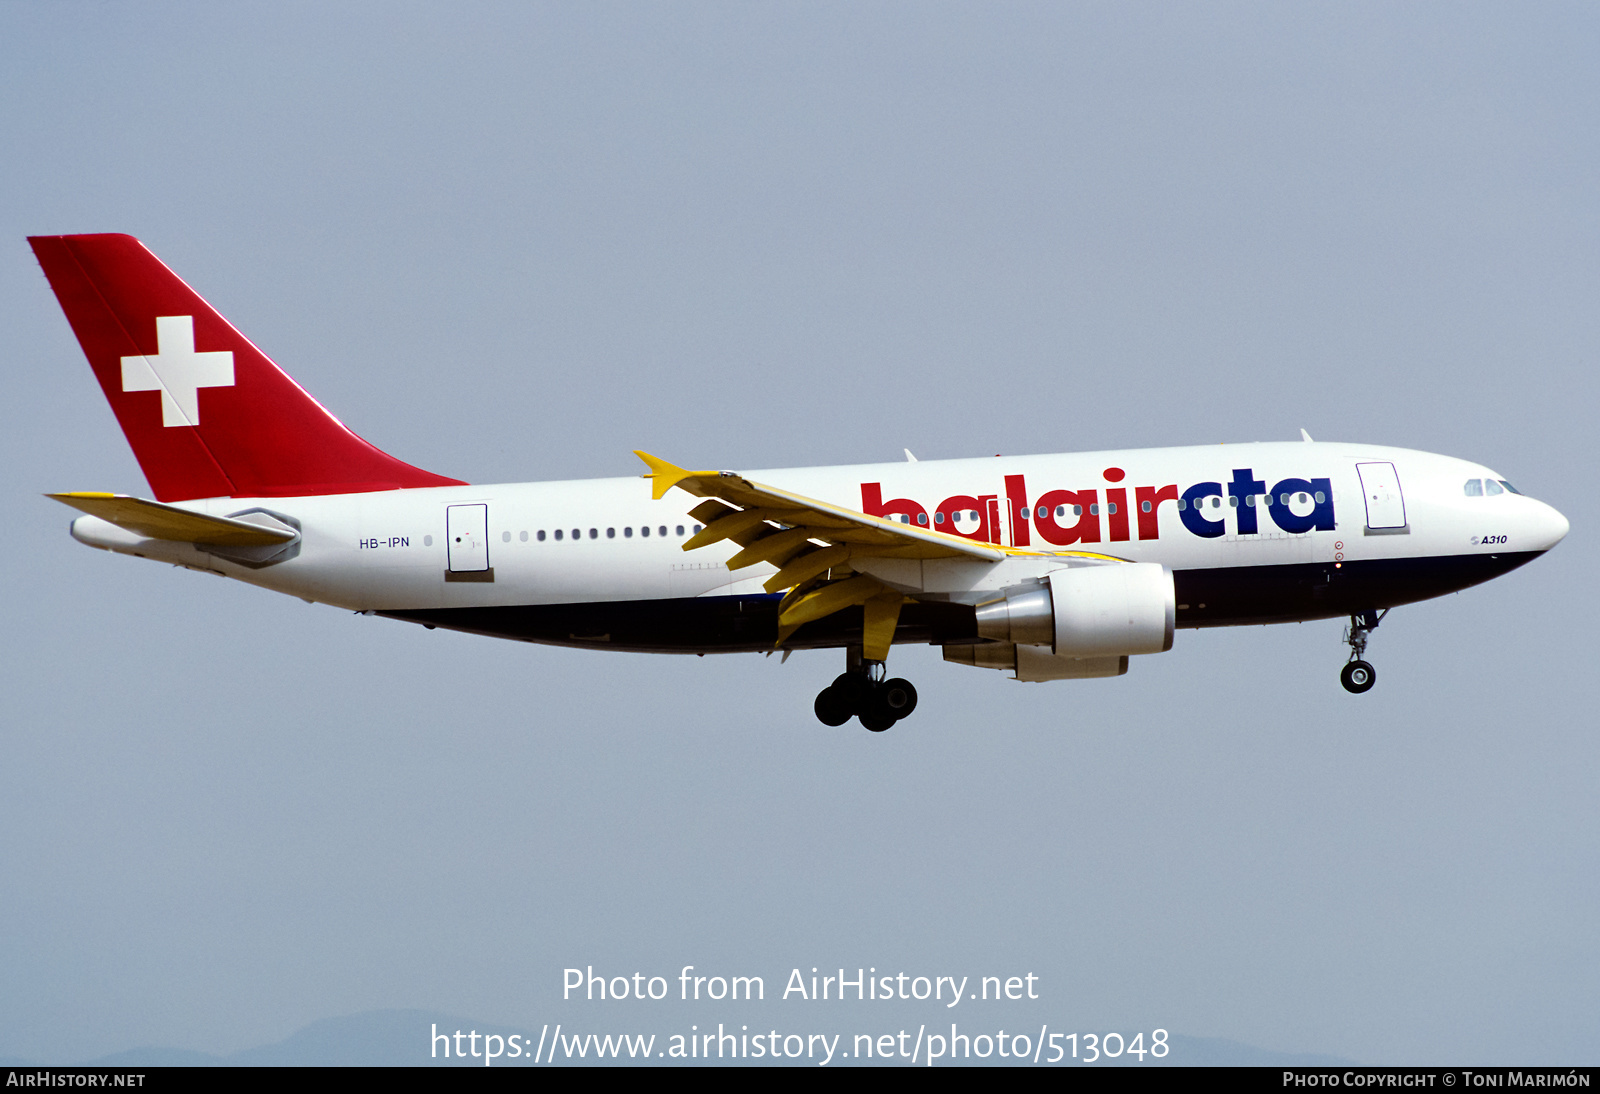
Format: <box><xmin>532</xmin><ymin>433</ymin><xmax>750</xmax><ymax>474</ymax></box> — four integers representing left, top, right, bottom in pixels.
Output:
<box><xmin>1340</xmin><ymin>660</ymin><xmax>1376</xmax><ymax>694</ymax></box>
<box><xmin>832</xmin><ymin>673</ymin><xmax>869</xmax><ymax>713</ymax></box>
<box><xmin>880</xmin><ymin>678</ymin><xmax>918</xmax><ymax>719</ymax></box>
<box><xmin>814</xmin><ymin>687</ymin><xmax>852</xmax><ymax>726</ymax></box>
<box><xmin>859</xmin><ymin>709</ymin><xmax>896</xmax><ymax>732</ymax></box>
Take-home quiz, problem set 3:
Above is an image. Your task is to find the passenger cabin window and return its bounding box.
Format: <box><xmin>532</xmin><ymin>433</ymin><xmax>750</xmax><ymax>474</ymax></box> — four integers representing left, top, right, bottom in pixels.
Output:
<box><xmin>1485</xmin><ymin>479</ymin><xmax>1504</xmax><ymax>496</ymax></box>
<box><xmin>537</xmin><ymin>530</ymin><xmax>546</xmax><ymax>542</ymax></box>
<box><xmin>554</xmin><ymin>529</ymin><xmax>564</xmax><ymax>540</ymax></box>
<box><xmin>1464</xmin><ymin>479</ymin><xmax>1483</xmax><ymax>496</ymax></box>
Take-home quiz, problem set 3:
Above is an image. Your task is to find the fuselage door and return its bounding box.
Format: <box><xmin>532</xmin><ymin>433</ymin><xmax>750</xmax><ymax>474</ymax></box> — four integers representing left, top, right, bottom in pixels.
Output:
<box><xmin>1356</xmin><ymin>462</ymin><xmax>1407</xmax><ymax>530</ymax></box>
<box><xmin>446</xmin><ymin>503</ymin><xmax>490</xmax><ymax>571</ymax></box>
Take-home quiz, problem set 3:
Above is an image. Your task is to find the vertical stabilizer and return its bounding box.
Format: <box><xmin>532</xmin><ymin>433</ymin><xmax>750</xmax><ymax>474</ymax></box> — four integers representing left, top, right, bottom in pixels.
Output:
<box><xmin>30</xmin><ymin>233</ymin><xmax>465</xmax><ymax>501</ymax></box>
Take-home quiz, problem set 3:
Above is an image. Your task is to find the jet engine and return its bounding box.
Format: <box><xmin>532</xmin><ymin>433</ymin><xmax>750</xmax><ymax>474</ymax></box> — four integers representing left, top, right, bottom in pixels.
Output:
<box><xmin>945</xmin><ymin>563</ymin><xmax>1174</xmax><ymax>681</ymax></box>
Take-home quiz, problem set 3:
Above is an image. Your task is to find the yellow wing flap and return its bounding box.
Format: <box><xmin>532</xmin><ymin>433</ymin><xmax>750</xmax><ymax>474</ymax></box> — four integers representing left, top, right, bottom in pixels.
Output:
<box><xmin>635</xmin><ymin>451</ymin><xmax>1005</xmax><ymax>564</ymax></box>
<box><xmin>636</xmin><ymin>450</ymin><xmax>1015</xmax><ymax>655</ymax></box>
<box><xmin>47</xmin><ymin>493</ymin><xmax>297</xmax><ymax>547</ymax></box>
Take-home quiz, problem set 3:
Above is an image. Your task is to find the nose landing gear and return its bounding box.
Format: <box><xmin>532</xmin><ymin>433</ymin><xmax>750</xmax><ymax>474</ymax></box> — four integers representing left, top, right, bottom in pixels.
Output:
<box><xmin>1340</xmin><ymin>659</ymin><xmax>1376</xmax><ymax>694</ymax></box>
<box><xmin>813</xmin><ymin>648</ymin><xmax>918</xmax><ymax>731</ymax></box>
<box><xmin>1340</xmin><ymin>609</ymin><xmax>1386</xmax><ymax>694</ymax></box>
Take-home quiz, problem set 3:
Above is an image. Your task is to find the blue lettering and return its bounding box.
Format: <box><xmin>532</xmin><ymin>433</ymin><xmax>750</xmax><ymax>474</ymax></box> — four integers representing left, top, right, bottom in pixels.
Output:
<box><xmin>1268</xmin><ymin>477</ymin><xmax>1335</xmax><ymax>533</ymax></box>
<box><xmin>1228</xmin><ymin>468</ymin><xmax>1267</xmax><ymax>535</ymax></box>
<box><xmin>1179</xmin><ymin>482</ymin><xmax>1224</xmax><ymax>538</ymax></box>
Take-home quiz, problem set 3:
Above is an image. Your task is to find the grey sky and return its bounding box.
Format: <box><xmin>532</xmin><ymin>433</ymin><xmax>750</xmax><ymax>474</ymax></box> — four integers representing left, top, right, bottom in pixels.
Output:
<box><xmin>2</xmin><ymin>2</ymin><xmax>1595</xmax><ymax>1064</ymax></box>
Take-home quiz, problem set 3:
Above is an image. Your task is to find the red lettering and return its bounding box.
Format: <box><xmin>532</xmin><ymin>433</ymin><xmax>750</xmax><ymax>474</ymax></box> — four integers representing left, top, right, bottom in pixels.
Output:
<box><xmin>1134</xmin><ymin>484</ymin><xmax>1180</xmax><ymax>540</ymax></box>
<box><xmin>1004</xmin><ymin>474</ymin><xmax>1030</xmax><ymax>547</ymax></box>
<box><xmin>935</xmin><ymin>495</ymin><xmax>992</xmax><ymax>542</ymax></box>
<box><xmin>1033</xmin><ymin>489</ymin><xmax>1100</xmax><ymax>545</ymax></box>
<box><xmin>1106</xmin><ymin>486</ymin><xmax>1129</xmax><ymax>541</ymax></box>
<box><xmin>864</xmin><ymin>477</ymin><xmax>1192</xmax><ymax>547</ymax></box>
<box><xmin>860</xmin><ymin>483</ymin><xmax>927</xmax><ymax>527</ymax></box>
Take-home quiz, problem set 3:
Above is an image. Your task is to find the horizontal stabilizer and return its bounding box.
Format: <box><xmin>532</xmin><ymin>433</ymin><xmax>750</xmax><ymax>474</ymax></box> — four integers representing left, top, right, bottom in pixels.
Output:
<box><xmin>47</xmin><ymin>492</ymin><xmax>297</xmax><ymax>546</ymax></box>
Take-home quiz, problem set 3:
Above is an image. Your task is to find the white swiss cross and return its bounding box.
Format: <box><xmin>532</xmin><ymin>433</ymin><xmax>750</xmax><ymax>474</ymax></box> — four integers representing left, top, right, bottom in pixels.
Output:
<box><xmin>120</xmin><ymin>315</ymin><xmax>235</xmax><ymax>427</ymax></box>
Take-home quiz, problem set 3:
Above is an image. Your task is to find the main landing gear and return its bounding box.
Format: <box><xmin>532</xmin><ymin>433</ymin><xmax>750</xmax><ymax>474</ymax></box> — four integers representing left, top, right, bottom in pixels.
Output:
<box><xmin>1340</xmin><ymin>609</ymin><xmax>1387</xmax><ymax>694</ymax></box>
<box><xmin>814</xmin><ymin>648</ymin><xmax>918</xmax><ymax>732</ymax></box>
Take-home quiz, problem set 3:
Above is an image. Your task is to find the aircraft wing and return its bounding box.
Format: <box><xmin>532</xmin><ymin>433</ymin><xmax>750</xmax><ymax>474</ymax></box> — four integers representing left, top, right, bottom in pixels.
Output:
<box><xmin>47</xmin><ymin>492</ymin><xmax>297</xmax><ymax>547</ymax></box>
<box><xmin>635</xmin><ymin>451</ymin><xmax>1005</xmax><ymax>655</ymax></box>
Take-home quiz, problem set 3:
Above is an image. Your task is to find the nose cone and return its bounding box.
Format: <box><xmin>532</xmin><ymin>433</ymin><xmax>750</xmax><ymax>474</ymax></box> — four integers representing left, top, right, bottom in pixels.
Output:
<box><xmin>1526</xmin><ymin>498</ymin><xmax>1570</xmax><ymax>552</ymax></box>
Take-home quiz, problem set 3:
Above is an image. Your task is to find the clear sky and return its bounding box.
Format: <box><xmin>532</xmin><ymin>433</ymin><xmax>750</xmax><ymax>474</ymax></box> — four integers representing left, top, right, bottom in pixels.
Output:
<box><xmin>1</xmin><ymin>1</ymin><xmax>1596</xmax><ymax>1065</ymax></box>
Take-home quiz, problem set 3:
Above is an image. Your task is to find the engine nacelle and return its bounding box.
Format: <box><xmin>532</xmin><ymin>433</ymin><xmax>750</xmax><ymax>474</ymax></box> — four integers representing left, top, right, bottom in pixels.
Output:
<box><xmin>972</xmin><ymin>563</ymin><xmax>1175</xmax><ymax>657</ymax></box>
<box><xmin>943</xmin><ymin>643</ymin><xmax>1128</xmax><ymax>682</ymax></box>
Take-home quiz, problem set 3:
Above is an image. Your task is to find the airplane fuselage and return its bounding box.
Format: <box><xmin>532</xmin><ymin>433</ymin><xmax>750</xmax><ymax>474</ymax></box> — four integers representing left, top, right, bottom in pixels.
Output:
<box><xmin>68</xmin><ymin>441</ymin><xmax>1567</xmax><ymax>655</ymax></box>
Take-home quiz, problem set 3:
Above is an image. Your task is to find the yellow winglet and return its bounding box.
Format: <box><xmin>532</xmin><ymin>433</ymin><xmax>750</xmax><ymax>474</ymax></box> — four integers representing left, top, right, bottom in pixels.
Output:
<box><xmin>633</xmin><ymin>450</ymin><xmax>699</xmax><ymax>501</ymax></box>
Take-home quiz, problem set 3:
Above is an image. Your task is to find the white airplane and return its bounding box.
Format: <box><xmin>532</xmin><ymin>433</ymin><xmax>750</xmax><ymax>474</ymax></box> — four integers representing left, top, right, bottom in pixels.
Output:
<box><xmin>32</xmin><ymin>234</ymin><xmax>1570</xmax><ymax>731</ymax></box>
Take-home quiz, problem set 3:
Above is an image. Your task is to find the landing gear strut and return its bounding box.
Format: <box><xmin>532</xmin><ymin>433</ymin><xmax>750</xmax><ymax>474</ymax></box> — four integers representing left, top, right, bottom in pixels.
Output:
<box><xmin>814</xmin><ymin>648</ymin><xmax>918</xmax><ymax>731</ymax></box>
<box><xmin>1340</xmin><ymin>609</ymin><xmax>1386</xmax><ymax>694</ymax></box>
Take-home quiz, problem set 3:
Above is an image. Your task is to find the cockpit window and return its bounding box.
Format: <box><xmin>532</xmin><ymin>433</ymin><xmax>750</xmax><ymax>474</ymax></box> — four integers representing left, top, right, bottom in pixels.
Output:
<box><xmin>1485</xmin><ymin>479</ymin><xmax>1504</xmax><ymax>496</ymax></box>
<box><xmin>1463</xmin><ymin>479</ymin><xmax>1483</xmax><ymax>496</ymax></box>
<box><xmin>1500</xmin><ymin>480</ymin><xmax>1522</xmax><ymax>495</ymax></box>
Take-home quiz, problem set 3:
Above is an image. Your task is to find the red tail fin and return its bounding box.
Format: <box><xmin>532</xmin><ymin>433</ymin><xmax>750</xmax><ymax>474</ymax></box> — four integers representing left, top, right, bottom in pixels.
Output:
<box><xmin>30</xmin><ymin>233</ymin><xmax>465</xmax><ymax>501</ymax></box>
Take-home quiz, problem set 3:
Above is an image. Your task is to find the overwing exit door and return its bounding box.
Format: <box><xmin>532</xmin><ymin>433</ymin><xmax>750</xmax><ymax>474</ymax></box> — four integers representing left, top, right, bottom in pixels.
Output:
<box><xmin>1356</xmin><ymin>462</ymin><xmax>1407</xmax><ymax>532</ymax></box>
<box><xmin>446</xmin><ymin>503</ymin><xmax>490</xmax><ymax>573</ymax></box>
